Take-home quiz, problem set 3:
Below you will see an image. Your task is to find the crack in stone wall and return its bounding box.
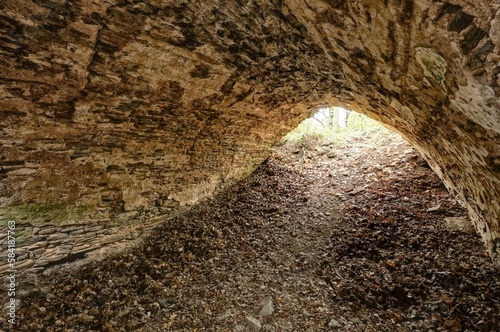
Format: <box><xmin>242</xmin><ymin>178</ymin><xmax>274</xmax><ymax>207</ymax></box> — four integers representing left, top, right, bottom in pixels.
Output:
<box><xmin>0</xmin><ymin>0</ymin><xmax>499</xmax><ymax>264</ymax></box>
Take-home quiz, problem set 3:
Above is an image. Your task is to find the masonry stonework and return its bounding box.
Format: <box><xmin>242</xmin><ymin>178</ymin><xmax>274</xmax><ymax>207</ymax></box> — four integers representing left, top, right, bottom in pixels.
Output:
<box><xmin>1</xmin><ymin>0</ymin><xmax>499</xmax><ymax>264</ymax></box>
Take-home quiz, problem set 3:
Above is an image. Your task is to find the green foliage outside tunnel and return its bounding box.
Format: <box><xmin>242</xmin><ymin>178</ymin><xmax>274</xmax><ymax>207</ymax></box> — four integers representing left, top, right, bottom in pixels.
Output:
<box><xmin>279</xmin><ymin>107</ymin><xmax>399</xmax><ymax>149</ymax></box>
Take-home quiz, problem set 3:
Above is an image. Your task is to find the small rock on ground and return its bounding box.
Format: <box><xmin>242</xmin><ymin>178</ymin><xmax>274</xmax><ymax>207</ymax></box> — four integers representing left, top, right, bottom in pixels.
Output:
<box><xmin>257</xmin><ymin>296</ymin><xmax>274</xmax><ymax>317</ymax></box>
<box><xmin>245</xmin><ymin>315</ymin><xmax>262</xmax><ymax>332</ymax></box>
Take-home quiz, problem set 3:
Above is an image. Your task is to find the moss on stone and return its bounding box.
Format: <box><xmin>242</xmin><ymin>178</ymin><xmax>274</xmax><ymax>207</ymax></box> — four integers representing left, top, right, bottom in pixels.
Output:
<box><xmin>0</xmin><ymin>202</ymin><xmax>93</xmax><ymax>226</ymax></box>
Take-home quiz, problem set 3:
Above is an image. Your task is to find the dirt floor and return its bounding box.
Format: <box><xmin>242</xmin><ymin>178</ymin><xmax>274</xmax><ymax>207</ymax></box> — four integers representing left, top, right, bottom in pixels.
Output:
<box><xmin>5</xmin><ymin>132</ymin><xmax>500</xmax><ymax>331</ymax></box>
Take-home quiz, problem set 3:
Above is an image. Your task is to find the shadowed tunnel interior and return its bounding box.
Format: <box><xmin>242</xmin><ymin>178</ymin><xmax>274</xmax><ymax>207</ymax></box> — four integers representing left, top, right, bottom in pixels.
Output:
<box><xmin>0</xmin><ymin>0</ymin><xmax>499</xmax><ymax>269</ymax></box>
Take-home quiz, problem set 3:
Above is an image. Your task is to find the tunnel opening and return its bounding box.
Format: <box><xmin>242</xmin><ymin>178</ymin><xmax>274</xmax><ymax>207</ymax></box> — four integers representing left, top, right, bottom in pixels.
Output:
<box><xmin>276</xmin><ymin>106</ymin><xmax>435</xmax><ymax>187</ymax></box>
<box><xmin>279</xmin><ymin>106</ymin><xmax>408</xmax><ymax>153</ymax></box>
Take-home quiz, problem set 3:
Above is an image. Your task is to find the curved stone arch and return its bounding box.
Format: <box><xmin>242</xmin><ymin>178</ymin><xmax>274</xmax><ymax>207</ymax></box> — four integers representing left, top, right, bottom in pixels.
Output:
<box><xmin>0</xmin><ymin>0</ymin><xmax>499</xmax><ymax>263</ymax></box>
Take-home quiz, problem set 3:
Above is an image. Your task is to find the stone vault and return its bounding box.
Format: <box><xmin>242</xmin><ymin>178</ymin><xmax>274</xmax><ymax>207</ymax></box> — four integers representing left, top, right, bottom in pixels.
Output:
<box><xmin>0</xmin><ymin>0</ymin><xmax>499</xmax><ymax>263</ymax></box>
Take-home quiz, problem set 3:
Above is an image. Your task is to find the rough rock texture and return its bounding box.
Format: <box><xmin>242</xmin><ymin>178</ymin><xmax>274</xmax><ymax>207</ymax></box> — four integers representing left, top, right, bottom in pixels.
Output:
<box><xmin>0</xmin><ymin>1</ymin><xmax>499</xmax><ymax>263</ymax></box>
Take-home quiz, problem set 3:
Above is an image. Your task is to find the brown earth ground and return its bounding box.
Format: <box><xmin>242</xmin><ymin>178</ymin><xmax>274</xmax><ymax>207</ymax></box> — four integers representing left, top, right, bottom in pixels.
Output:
<box><xmin>4</xmin><ymin>131</ymin><xmax>500</xmax><ymax>331</ymax></box>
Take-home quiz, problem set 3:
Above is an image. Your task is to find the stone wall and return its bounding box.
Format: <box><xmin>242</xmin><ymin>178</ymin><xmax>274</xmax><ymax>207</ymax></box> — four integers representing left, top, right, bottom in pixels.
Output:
<box><xmin>0</xmin><ymin>0</ymin><xmax>499</xmax><ymax>264</ymax></box>
<box><xmin>0</xmin><ymin>213</ymin><xmax>164</xmax><ymax>274</ymax></box>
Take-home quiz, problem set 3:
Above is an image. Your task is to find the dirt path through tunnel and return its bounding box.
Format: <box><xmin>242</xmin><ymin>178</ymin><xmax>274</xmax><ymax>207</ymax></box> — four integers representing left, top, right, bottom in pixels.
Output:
<box><xmin>7</xmin><ymin>134</ymin><xmax>500</xmax><ymax>331</ymax></box>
